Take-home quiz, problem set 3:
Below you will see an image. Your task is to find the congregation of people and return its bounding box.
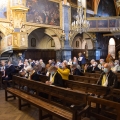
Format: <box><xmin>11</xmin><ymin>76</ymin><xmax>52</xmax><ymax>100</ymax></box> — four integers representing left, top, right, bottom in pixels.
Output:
<box><xmin>0</xmin><ymin>52</ymin><xmax>120</xmax><ymax>88</ymax></box>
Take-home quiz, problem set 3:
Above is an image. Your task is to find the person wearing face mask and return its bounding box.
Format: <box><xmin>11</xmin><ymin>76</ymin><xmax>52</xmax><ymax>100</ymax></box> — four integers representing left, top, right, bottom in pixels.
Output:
<box><xmin>98</xmin><ymin>59</ymin><xmax>105</xmax><ymax>72</ymax></box>
<box><xmin>86</xmin><ymin>62</ymin><xmax>100</xmax><ymax>73</ymax></box>
<box><xmin>57</xmin><ymin>61</ymin><xmax>70</xmax><ymax>80</ymax></box>
<box><xmin>97</xmin><ymin>63</ymin><xmax>118</xmax><ymax>88</ymax></box>
<box><xmin>114</xmin><ymin>60</ymin><xmax>120</xmax><ymax>72</ymax></box>
<box><xmin>46</xmin><ymin>66</ymin><xmax>63</xmax><ymax>87</ymax></box>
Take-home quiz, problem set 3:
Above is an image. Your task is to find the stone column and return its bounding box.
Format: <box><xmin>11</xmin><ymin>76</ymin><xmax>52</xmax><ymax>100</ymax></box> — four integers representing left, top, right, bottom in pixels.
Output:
<box><xmin>61</xmin><ymin>4</ymin><xmax>72</xmax><ymax>61</ymax></box>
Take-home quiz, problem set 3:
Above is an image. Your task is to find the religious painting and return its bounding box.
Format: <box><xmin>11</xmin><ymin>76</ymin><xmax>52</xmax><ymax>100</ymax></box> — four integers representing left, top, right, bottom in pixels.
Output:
<box><xmin>97</xmin><ymin>20</ymin><xmax>108</xmax><ymax>28</ymax></box>
<box><xmin>0</xmin><ymin>0</ymin><xmax>7</xmax><ymax>18</ymax></box>
<box><xmin>13</xmin><ymin>34</ymin><xmax>18</xmax><ymax>47</ymax></box>
<box><xmin>51</xmin><ymin>39</ymin><xmax>55</xmax><ymax>47</ymax></box>
<box><xmin>31</xmin><ymin>38</ymin><xmax>36</xmax><ymax>47</ymax></box>
<box><xmin>89</xmin><ymin>20</ymin><xmax>96</xmax><ymax>28</ymax></box>
<box><xmin>87</xmin><ymin>0</ymin><xmax>94</xmax><ymax>11</ymax></box>
<box><xmin>26</xmin><ymin>0</ymin><xmax>60</xmax><ymax>26</ymax></box>
<box><xmin>71</xmin><ymin>7</ymin><xmax>77</xmax><ymax>23</ymax></box>
<box><xmin>7</xmin><ymin>35</ymin><xmax>12</xmax><ymax>46</ymax></box>
<box><xmin>21</xmin><ymin>34</ymin><xmax>27</xmax><ymax>47</ymax></box>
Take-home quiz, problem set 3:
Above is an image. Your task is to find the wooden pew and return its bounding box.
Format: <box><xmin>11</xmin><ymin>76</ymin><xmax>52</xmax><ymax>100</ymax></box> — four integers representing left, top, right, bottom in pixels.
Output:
<box><xmin>64</xmin><ymin>80</ymin><xmax>109</xmax><ymax>97</ymax></box>
<box><xmin>5</xmin><ymin>75</ymin><xmax>88</xmax><ymax>120</ymax></box>
<box><xmin>84</xmin><ymin>72</ymin><xmax>100</xmax><ymax>78</ymax></box>
<box><xmin>69</xmin><ymin>75</ymin><xmax>98</xmax><ymax>84</ymax></box>
<box><xmin>82</xmin><ymin>96</ymin><xmax>120</xmax><ymax>120</ymax></box>
<box><xmin>37</xmin><ymin>75</ymin><xmax>109</xmax><ymax>97</ymax></box>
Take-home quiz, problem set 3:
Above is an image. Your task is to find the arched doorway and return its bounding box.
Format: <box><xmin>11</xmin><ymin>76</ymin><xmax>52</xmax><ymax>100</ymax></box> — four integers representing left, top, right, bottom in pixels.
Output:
<box><xmin>71</xmin><ymin>33</ymin><xmax>93</xmax><ymax>59</ymax></box>
<box><xmin>25</xmin><ymin>28</ymin><xmax>61</xmax><ymax>63</ymax></box>
<box><xmin>108</xmin><ymin>37</ymin><xmax>115</xmax><ymax>59</ymax></box>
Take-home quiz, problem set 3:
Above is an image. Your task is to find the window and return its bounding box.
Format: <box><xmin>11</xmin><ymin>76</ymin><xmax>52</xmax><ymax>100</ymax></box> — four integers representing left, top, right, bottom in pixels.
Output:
<box><xmin>108</xmin><ymin>38</ymin><xmax>115</xmax><ymax>58</ymax></box>
<box><xmin>109</xmin><ymin>38</ymin><xmax>115</xmax><ymax>45</ymax></box>
<box><xmin>76</xmin><ymin>41</ymin><xmax>79</xmax><ymax>48</ymax></box>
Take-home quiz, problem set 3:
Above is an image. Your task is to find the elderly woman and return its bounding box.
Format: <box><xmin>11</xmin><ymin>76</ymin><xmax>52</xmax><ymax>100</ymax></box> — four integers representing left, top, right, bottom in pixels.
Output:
<box><xmin>57</xmin><ymin>61</ymin><xmax>70</xmax><ymax>80</ymax></box>
<box><xmin>46</xmin><ymin>66</ymin><xmax>63</xmax><ymax>87</ymax></box>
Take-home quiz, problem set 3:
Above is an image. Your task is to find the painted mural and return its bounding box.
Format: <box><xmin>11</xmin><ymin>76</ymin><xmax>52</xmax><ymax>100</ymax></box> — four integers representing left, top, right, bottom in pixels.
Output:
<box><xmin>71</xmin><ymin>7</ymin><xmax>77</xmax><ymax>23</ymax></box>
<box><xmin>0</xmin><ymin>0</ymin><xmax>7</xmax><ymax>18</ymax></box>
<box><xmin>26</xmin><ymin>0</ymin><xmax>60</xmax><ymax>26</ymax></box>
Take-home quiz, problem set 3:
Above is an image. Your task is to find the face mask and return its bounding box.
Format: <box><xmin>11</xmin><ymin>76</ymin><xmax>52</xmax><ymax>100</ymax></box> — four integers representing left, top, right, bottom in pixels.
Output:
<box><xmin>100</xmin><ymin>61</ymin><xmax>103</xmax><ymax>64</ymax></box>
<box><xmin>103</xmin><ymin>68</ymin><xmax>109</xmax><ymax>73</ymax></box>
<box><xmin>92</xmin><ymin>64</ymin><xmax>96</xmax><ymax>67</ymax></box>
<box><xmin>114</xmin><ymin>63</ymin><xmax>117</xmax><ymax>65</ymax></box>
<box><xmin>73</xmin><ymin>62</ymin><xmax>76</xmax><ymax>65</ymax></box>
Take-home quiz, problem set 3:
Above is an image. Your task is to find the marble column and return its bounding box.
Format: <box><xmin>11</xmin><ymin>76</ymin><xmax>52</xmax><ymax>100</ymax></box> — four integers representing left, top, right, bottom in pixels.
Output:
<box><xmin>61</xmin><ymin>4</ymin><xmax>72</xmax><ymax>61</ymax></box>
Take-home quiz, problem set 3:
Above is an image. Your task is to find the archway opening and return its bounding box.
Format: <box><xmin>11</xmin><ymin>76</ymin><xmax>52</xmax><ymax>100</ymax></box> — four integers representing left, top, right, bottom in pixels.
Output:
<box><xmin>108</xmin><ymin>37</ymin><xmax>115</xmax><ymax>59</ymax></box>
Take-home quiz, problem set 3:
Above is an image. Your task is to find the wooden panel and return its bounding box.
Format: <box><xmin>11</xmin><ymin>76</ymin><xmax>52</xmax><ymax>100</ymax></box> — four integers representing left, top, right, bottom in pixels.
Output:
<box><xmin>25</xmin><ymin>49</ymin><xmax>56</xmax><ymax>63</ymax></box>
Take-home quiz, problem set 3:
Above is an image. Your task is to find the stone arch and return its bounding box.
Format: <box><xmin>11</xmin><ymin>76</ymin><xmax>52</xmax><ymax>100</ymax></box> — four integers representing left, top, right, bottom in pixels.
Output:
<box><xmin>70</xmin><ymin>32</ymin><xmax>93</xmax><ymax>49</ymax></box>
<box><xmin>82</xmin><ymin>39</ymin><xmax>87</xmax><ymax>49</ymax></box>
<box><xmin>28</xmin><ymin>28</ymin><xmax>61</xmax><ymax>49</ymax></box>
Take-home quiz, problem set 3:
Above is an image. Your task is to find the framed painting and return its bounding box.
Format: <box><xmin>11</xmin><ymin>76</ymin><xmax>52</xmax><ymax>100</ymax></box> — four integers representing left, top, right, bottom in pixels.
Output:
<box><xmin>51</xmin><ymin>39</ymin><xmax>55</xmax><ymax>47</ymax></box>
<box><xmin>26</xmin><ymin>0</ymin><xmax>60</xmax><ymax>26</ymax></box>
<box><xmin>31</xmin><ymin>38</ymin><xmax>36</xmax><ymax>47</ymax></box>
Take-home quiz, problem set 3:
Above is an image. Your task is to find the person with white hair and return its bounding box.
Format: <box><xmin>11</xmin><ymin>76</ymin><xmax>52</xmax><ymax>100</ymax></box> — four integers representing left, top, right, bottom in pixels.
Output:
<box><xmin>98</xmin><ymin>59</ymin><xmax>105</xmax><ymax>71</ymax></box>
<box><xmin>110</xmin><ymin>60</ymin><xmax>120</xmax><ymax>73</ymax></box>
<box><xmin>39</xmin><ymin>59</ymin><xmax>45</xmax><ymax>68</ymax></box>
<box><xmin>97</xmin><ymin>63</ymin><xmax>118</xmax><ymax>88</ymax></box>
<box><xmin>68</xmin><ymin>59</ymin><xmax>72</xmax><ymax>66</ymax></box>
<box><xmin>86</xmin><ymin>61</ymin><xmax>100</xmax><ymax>73</ymax></box>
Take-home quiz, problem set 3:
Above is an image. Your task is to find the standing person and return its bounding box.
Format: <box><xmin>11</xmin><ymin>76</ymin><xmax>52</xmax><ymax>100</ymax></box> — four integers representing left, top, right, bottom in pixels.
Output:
<box><xmin>78</xmin><ymin>52</ymin><xmax>86</xmax><ymax>69</ymax></box>
<box><xmin>4</xmin><ymin>61</ymin><xmax>15</xmax><ymax>86</ymax></box>
<box><xmin>57</xmin><ymin>61</ymin><xmax>70</xmax><ymax>80</ymax></box>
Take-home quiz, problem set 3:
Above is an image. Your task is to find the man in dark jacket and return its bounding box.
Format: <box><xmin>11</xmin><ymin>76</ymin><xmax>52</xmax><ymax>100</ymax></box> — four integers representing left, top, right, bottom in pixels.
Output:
<box><xmin>4</xmin><ymin>61</ymin><xmax>15</xmax><ymax>80</ymax></box>
<box><xmin>97</xmin><ymin>63</ymin><xmax>118</xmax><ymax>88</ymax></box>
<box><xmin>71</xmin><ymin>64</ymin><xmax>84</xmax><ymax>76</ymax></box>
<box><xmin>46</xmin><ymin>66</ymin><xmax>63</xmax><ymax>87</ymax></box>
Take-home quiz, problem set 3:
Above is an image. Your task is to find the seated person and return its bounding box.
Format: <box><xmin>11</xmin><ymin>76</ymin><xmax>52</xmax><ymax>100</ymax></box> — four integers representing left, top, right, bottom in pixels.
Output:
<box><xmin>86</xmin><ymin>62</ymin><xmax>100</xmax><ymax>73</ymax></box>
<box><xmin>97</xmin><ymin>63</ymin><xmax>118</xmax><ymax>88</ymax></box>
<box><xmin>31</xmin><ymin>65</ymin><xmax>42</xmax><ymax>81</ymax></box>
<box><xmin>71</xmin><ymin>64</ymin><xmax>84</xmax><ymax>76</ymax></box>
<box><xmin>46</xmin><ymin>66</ymin><xmax>64</xmax><ymax>87</ymax></box>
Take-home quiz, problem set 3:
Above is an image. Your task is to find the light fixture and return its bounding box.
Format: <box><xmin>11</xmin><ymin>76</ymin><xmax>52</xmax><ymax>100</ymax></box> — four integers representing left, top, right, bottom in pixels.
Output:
<box><xmin>71</xmin><ymin>0</ymin><xmax>90</xmax><ymax>34</ymax></box>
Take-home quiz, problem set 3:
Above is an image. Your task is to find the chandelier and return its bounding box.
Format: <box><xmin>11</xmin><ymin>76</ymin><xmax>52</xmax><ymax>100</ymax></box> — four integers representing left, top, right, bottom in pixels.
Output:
<box><xmin>71</xmin><ymin>0</ymin><xmax>90</xmax><ymax>34</ymax></box>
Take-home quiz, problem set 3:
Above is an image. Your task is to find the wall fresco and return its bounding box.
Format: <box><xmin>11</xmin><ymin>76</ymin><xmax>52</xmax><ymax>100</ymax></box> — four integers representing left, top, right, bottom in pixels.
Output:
<box><xmin>0</xmin><ymin>0</ymin><xmax>7</xmax><ymax>18</ymax></box>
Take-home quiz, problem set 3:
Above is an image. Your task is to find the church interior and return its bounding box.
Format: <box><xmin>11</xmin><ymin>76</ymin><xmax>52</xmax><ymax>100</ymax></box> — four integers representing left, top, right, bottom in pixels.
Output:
<box><xmin>1</xmin><ymin>0</ymin><xmax>120</xmax><ymax>120</ymax></box>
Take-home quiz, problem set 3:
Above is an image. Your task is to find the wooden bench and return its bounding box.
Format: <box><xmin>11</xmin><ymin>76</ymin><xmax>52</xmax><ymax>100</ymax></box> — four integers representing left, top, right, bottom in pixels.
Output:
<box><xmin>34</xmin><ymin>75</ymin><xmax>109</xmax><ymax>97</ymax></box>
<box><xmin>84</xmin><ymin>72</ymin><xmax>100</xmax><ymax>78</ymax></box>
<box><xmin>69</xmin><ymin>75</ymin><xmax>98</xmax><ymax>84</ymax></box>
<box><xmin>64</xmin><ymin>80</ymin><xmax>109</xmax><ymax>97</ymax></box>
<box><xmin>5</xmin><ymin>75</ymin><xmax>88</xmax><ymax>120</ymax></box>
<box><xmin>82</xmin><ymin>96</ymin><xmax>120</xmax><ymax>120</ymax></box>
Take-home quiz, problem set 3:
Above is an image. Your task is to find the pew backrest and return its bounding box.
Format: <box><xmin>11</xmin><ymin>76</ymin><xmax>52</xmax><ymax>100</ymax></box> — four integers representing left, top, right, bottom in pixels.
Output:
<box><xmin>88</xmin><ymin>96</ymin><xmax>120</xmax><ymax>120</ymax></box>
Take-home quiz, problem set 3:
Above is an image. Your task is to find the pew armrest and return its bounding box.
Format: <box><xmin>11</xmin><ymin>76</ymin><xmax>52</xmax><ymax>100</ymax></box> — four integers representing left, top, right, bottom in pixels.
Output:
<box><xmin>70</xmin><ymin>103</ymin><xmax>86</xmax><ymax>111</ymax></box>
<box><xmin>78</xmin><ymin>105</ymin><xmax>89</xmax><ymax>115</ymax></box>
